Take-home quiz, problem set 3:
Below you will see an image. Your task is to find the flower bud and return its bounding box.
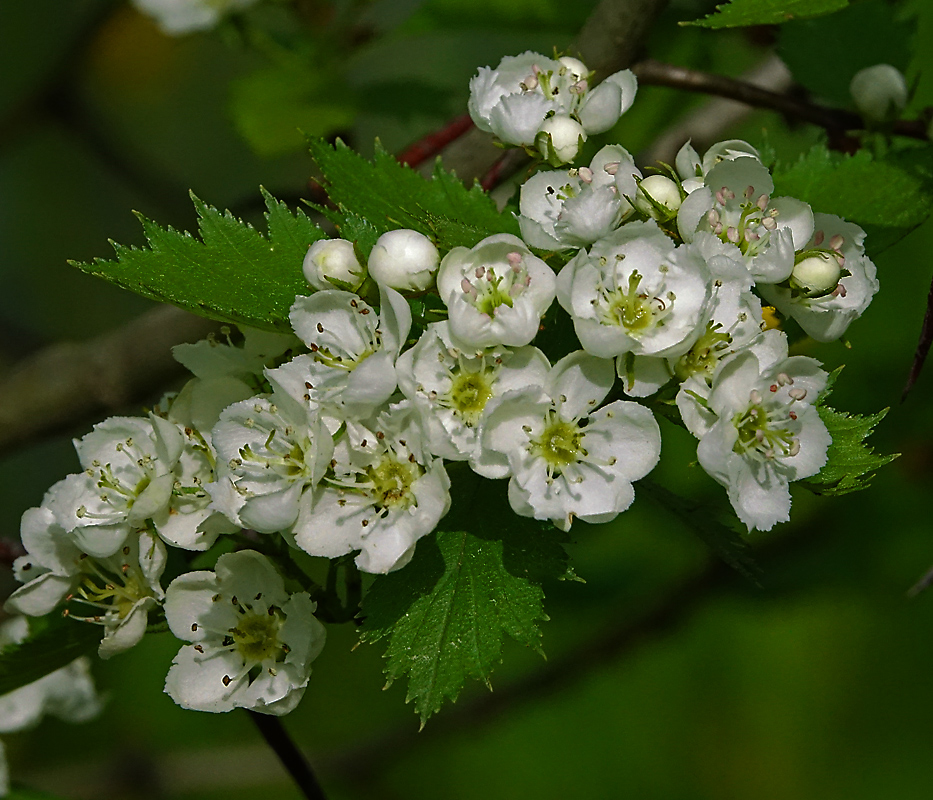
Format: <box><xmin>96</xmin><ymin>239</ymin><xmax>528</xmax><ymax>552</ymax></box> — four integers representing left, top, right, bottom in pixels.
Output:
<box><xmin>368</xmin><ymin>229</ymin><xmax>440</xmax><ymax>292</ymax></box>
<box><xmin>634</xmin><ymin>175</ymin><xmax>682</xmax><ymax>219</ymax></box>
<box><xmin>850</xmin><ymin>64</ymin><xmax>908</xmax><ymax>124</ymax></box>
<box><xmin>303</xmin><ymin>238</ymin><xmax>365</xmax><ymax>291</ymax></box>
<box><xmin>536</xmin><ymin>115</ymin><xmax>586</xmax><ymax>166</ymax></box>
<box><xmin>791</xmin><ymin>252</ymin><xmax>842</xmax><ymax>296</ymax></box>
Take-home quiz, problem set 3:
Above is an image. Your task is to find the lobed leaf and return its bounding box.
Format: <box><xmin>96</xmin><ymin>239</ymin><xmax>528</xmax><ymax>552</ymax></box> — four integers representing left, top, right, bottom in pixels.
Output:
<box><xmin>70</xmin><ymin>188</ymin><xmax>325</xmax><ymax>332</ymax></box>
<box><xmin>359</xmin><ymin>476</ymin><xmax>569</xmax><ymax>722</ymax></box>
<box><xmin>802</xmin><ymin>405</ymin><xmax>898</xmax><ymax>495</ymax></box>
<box><xmin>0</xmin><ymin>615</ymin><xmax>102</xmax><ymax>698</ymax></box>
<box><xmin>307</xmin><ymin>138</ymin><xmax>520</xmax><ymax>253</ymax></box>
<box><xmin>682</xmin><ymin>0</ymin><xmax>848</xmax><ymax>29</ymax></box>
<box><xmin>772</xmin><ymin>144</ymin><xmax>933</xmax><ymax>255</ymax></box>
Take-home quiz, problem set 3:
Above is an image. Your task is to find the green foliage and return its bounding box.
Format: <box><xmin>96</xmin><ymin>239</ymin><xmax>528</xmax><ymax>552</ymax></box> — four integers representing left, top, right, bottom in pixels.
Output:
<box><xmin>360</xmin><ymin>476</ymin><xmax>569</xmax><ymax>722</ymax></box>
<box><xmin>772</xmin><ymin>144</ymin><xmax>933</xmax><ymax>254</ymax></box>
<box><xmin>802</xmin><ymin>406</ymin><xmax>898</xmax><ymax>495</ymax></box>
<box><xmin>641</xmin><ymin>480</ymin><xmax>761</xmax><ymax>583</ymax></box>
<box><xmin>778</xmin><ymin>0</ymin><xmax>913</xmax><ymax>106</ymax></box>
<box><xmin>682</xmin><ymin>0</ymin><xmax>848</xmax><ymax>29</ymax></box>
<box><xmin>0</xmin><ymin>615</ymin><xmax>101</xmax><ymax>698</ymax></box>
<box><xmin>307</xmin><ymin>137</ymin><xmax>520</xmax><ymax>253</ymax></box>
<box><xmin>69</xmin><ymin>189</ymin><xmax>324</xmax><ymax>332</ymax></box>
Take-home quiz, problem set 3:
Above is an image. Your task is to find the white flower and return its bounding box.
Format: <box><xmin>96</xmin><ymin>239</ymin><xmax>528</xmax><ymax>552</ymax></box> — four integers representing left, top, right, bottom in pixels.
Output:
<box><xmin>557</xmin><ymin>220</ymin><xmax>712</xmax><ymax>359</ymax></box>
<box><xmin>437</xmin><ymin>234</ymin><xmax>556</xmax><ymax>348</ymax></box>
<box><xmin>396</xmin><ymin>321</ymin><xmax>551</xmax><ymax>476</ymax></box>
<box><xmin>303</xmin><ymin>239</ymin><xmax>365</xmax><ymax>292</ymax></box>
<box><xmin>170</xmin><ymin>327</ymin><xmax>299</xmax><ymax>442</ymax></box>
<box><xmin>483</xmin><ymin>351</ymin><xmax>661</xmax><ymax>530</ymax></box>
<box><xmin>517</xmin><ymin>145</ymin><xmax>640</xmax><ymax>250</ymax></box>
<box><xmin>209</xmin><ymin>395</ymin><xmax>333</xmax><ymax>533</ymax></box>
<box><xmin>468</xmin><ymin>51</ymin><xmax>636</xmax><ymax>150</ymax></box>
<box><xmin>50</xmin><ymin>415</ymin><xmax>227</xmax><ymax>554</ymax></box>
<box><xmin>618</xmin><ymin>232</ymin><xmax>763</xmax><ymax>397</ymax></box>
<box><xmin>679</xmin><ymin>331</ymin><xmax>830</xmax><ymax>531</ymax></box>
<box><xmin>677</xmin><ymin>155</ymin><xmax>814</xmax><ymax>283</ymax></box>
<box><xmin>675</xmin><ymin>139</ymin><xmax>762</xmax><ymax>184</ymax></box>
<box><xmin>131</xmin><ymin>0</ymin><xmax>260</xmax><ymax>35</ymax></box>
<box><xmin>5</xmin><ymin>505</ymin><xmax>165</xmax><ymax>659</ymax></box>
<box><xmin>850</xmin><ymin>64</ymin><xmax>908</xmax><ymax>124</ymax></box>
<box><xmin>164</xmin><ymin>550</ymin><xmax>325</xmax><ymax>715</ymax></box>
<box><xmin>368</xmin><ymin>229</ymin><xmax>440</xmax><ymax>292</ymax></box>
<box><xmin>292</xmin><ymin>402</ymin><xmax>451</xmax><ymax>574</ymax></box>
<box><xmin>273</xmin><ymin>286</ymin><xmax>411</xmax><ymax>422</ymax></box>
<box><xmin>758</xmin><ymin>214</ymin><xmax>879</xmax><ymax>342</ymax></box>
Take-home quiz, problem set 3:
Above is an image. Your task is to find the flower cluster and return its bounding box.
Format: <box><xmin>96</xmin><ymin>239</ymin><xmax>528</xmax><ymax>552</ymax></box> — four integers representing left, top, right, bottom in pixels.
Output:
<box><xmin>2</xmin><ymin>50</ymin><xmax>880</xmax><ymax>735</ymax></box>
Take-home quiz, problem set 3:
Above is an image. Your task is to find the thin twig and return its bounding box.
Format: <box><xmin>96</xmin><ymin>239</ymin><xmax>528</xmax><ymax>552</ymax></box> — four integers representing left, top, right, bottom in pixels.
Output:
<box><xmin>0</xmin><ymin>306</ymin><xmax>218</xmax><ymax>458</ymax></box>
<box><xmin>902</xmin><ymin>269</ymin><xmax>933</xmax><ymax>401</ymax></box>
<box><xmin>632</xmin><ymin>59</ymin><xmax>930</xmax><ymax>142</ymax></box>
<box><xmin>248</xmin><ymin>711</ymin><xmax>329</xmax><ymax>800</ymax></box>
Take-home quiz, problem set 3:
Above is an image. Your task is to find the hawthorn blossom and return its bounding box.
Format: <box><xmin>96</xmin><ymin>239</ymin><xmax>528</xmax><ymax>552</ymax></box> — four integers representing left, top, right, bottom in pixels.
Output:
<box><xmin>46</xmin><ymin>415</ymin><xmax>226</xmax><ymax>556</ymax></box>
<box><xmin>271</xmin><ymin>286</ymin><xmax>411</xmax><ymax>423</ymax></box>
<box><xmin>677</xmin><ymin>154</ymin><xmax>814</xmax><ymax>283</ymax></box>
<box><xmin>209</xmin><ymin>394</ymin><xmax>333</xmax><ymax>534</ymax></box>
<box><xmin>557</xmin><ymin>220</ymin><xmax>712</xmax><ymax>360</ymax></box>
<box><xmin>758</xmin><ymin>213</ymin><xmax>879</xmax><ymax>342</ymax></box>
<box><xmin>5</xmin><ymin>503</ymin><xmax>166</xmax><ymax>658</ymax></box>
<box><xmin>169</xmin><ymin>327</ymin><xmax>299</xmax><ymax>443</ymax></box>
<box><xmin>618</xmin><ymin>232</ymin><xmax>763</xmax><ymax>397</ymax></box>
<box><xmin>678</xmin><ymin>331</ymin><xmax>830</xmax><ymax>530</ymax></box>
<box><xmin>468</xmin><ymin>52</ymin><xmax>636</xmax><ymax>158</ymax></box>
<box><xmin>517</xmin><ymin>145</ymin><xmax>641</xmax><ymax>250</ymax></box>
<box><xmin>675</xmin><ymin>139</ymin><xmax>762</xmax><ymax>189</ymax></box>
<box><xmin>483</xmin><ymin>351</ymin><xmax>661</xmax><ymax>530</ymax></box>
<box><xmin>437</xmin><ymin>234</ymin><xmax>556</xmax><ymax>348</ymax></box>
<box><xmin>396</xmin><ymin>321</ymin><xmax>551</xmax><ymax>476</ymax></box>
<box><xmin>293</xmin><ymin>402</ymin><xmax>450</xmax><ymax>574</ymax></box>
<box><xmin>164</xmin><ymin>550</ymin><xmax>325</xmax><ymax>715</ymax></box>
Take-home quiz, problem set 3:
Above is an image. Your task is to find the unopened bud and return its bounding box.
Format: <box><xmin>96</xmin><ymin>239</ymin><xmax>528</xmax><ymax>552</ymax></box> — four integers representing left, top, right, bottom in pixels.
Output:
<box><xmin>634</xmin><ymin>175</ymin><xmax>682</xmax><ymax>219</ymax></box>
<box><xmin>850</xmin><ymin>64</ymin><xmax>908</xmax><ymax>124</ymax></box>
<box><xmin>536</xmin><ymin>115</ymin><xmax>586</xmax><ymax>166</ymax></box>
<box><xmin>303</xmin><ymin>239</ymin><xmax>365</xmax><ymax>291</ymax></box>
<box><xmin>791</xmin><ymin>252</ymin><xmax>842</xmax><ymax>297</ymax></box>
<box><xmin>368</xmin><ymin>229</ymin><xmax>440</xmax><ymax>292</ymax></box>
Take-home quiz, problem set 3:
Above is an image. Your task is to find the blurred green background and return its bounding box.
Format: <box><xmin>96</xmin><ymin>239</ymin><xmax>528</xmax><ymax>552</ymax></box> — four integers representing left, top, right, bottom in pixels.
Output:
<box><xmin>2</xmin><ymin>0</ymin><xmax>933</xmax><ymax>798</ymax></box>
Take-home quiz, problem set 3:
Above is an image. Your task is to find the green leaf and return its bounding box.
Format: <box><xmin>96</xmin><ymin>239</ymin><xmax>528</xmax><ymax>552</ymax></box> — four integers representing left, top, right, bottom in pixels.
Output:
<box><xmin>307</xmin><ymin>138</ymin><xmax>520</xmax><ymax>252</ymax></box>
<box><xmin>772</xmin><ymin>144</ymin><xmax>933</xmax><ymax>254</ymax></box>
<box><xmin>640</xmin><ymin>479</ymin><xmax>761</xmax><ymax>583</ymax></box>
<box><xmin>0</xmin><ymin>615</ymin><xmax>102</xmax><ymax>698</ymax></box>
<box><xmin>70</xmin><ymin>188</ymin><xmax>325</xmax><ymax>332</ymax></box>
<box><xmin>778</xmin><ymin>0</ymin><xmax>913</xmax><ymax>107</ymax></box>
<box><xmin>682</xmin><ymin>0</ymin><xmax>848</xmax><ymax>29</ymax></box>
<box><xmin>801</xmin><ymin>406</ymin><xmax>898</xmax><ymax>495</ymax></box>
<box><xmin>360</xmin><ymin>476</ymin><xmax>569</xmax><ymax>722</ymax></box>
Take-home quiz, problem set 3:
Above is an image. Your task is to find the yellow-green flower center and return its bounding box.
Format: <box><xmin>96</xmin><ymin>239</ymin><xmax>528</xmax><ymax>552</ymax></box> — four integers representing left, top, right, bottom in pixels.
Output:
<box><xmin>448</xmin><ymin>370</ymin><xmax>495</xmax><ymax>426</ymax></box>
<box><xmin>368</xmin><ymin>454</ymin><xmax>422</xmax><ymax>510</ymax></box>
<box><xmin>534</xmin><ymin>417</ymin><xmax>584</xmax><ymax>471</ymax></box>
<box><xmin>231</xmin><ymin>612</ymin><xmax>283</xmax><ymax>664</ymax></box>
